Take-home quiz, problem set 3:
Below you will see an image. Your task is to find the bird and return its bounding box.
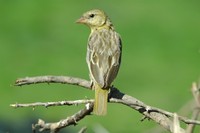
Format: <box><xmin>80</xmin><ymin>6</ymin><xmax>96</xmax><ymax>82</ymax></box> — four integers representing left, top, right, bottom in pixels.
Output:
<box><xmin>76</xmin><ymin>9</ymin><xmax>122</xmax><ymax>115</ymax></box>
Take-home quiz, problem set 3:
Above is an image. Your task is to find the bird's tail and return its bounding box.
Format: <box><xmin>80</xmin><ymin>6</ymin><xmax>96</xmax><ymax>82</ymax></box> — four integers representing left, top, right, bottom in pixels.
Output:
<box><xmin>93</xmin><ymin>84</ymin><xmax>108</xmax><ymax>116</ymax></box>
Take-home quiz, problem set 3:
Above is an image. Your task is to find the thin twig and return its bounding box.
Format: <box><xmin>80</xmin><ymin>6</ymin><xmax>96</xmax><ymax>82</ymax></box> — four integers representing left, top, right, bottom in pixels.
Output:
<box><xmin>173</xmin><ymin>113</ymin><xmax>183</xmax><ymax>133</ymax></box>
<box><xmin>78</xmin><ymin>126</ymin><xmax>87</xmax><ymax>133</ymax></box>
<box><xmin>32</xmin><ymin>103</ymin><xmax>93</xmax><ymax>133</ymax></box>
<box><xmin>10</xmin><ymin>99</ymin><xmax>94</xmax><ymax>108</ymax></box>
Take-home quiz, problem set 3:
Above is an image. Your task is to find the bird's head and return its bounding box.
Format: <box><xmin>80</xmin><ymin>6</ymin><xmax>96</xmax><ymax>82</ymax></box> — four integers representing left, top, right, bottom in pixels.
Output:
<box><xmin>76</xmin><ymin>9</ymin><xmax>112</xmax><ymax>29</ymax></box>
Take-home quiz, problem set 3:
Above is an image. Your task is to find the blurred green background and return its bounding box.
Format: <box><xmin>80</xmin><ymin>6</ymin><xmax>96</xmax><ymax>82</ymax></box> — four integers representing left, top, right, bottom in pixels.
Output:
<box><xmin>1</xmin><ymin>0</ymin><xmax>200</xmax><ymax>132</ymax></box>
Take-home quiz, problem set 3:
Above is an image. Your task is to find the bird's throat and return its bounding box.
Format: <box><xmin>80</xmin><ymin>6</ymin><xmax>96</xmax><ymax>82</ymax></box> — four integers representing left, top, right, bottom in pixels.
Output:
<box><xmin>91</xmin><ymin>24</ymin><xmax>111</xmax><ymax>33</ymax></box>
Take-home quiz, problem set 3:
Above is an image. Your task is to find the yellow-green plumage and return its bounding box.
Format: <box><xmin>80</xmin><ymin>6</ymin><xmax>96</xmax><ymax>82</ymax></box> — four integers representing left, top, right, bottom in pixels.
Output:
<box><xmin>76</xmin><ymin>9</ymin><xmax>122</xmax><ymax>116</ymax></box>
<box><xmin>94</xmin><ymin>84</ymin><xmax>108</xmax><ymax>115</ymax></box>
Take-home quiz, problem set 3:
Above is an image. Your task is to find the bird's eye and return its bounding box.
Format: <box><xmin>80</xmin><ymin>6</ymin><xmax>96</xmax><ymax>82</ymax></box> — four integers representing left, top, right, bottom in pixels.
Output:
<box><xmin>89</xmin><ymin>14</ymin><xmax>95</xmax><ymax>18</ymax></box>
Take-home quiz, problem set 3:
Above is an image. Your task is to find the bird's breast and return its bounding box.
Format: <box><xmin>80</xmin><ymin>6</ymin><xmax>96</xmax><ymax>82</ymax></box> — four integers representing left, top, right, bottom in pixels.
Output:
<box><xmin>88</xmin><ymin>28</ymin><xmax>120</xmax><ymax>56</ymax></box>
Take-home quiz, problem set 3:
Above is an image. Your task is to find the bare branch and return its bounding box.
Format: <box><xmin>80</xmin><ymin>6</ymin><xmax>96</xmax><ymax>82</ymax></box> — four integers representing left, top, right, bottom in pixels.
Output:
<box><xmin>13</xmin><ymin>76</ymin><xmax>200</xmax><ymax>133</ymax></box>
<box><xmin>108</xmin><ymin>88</ymin><xmax>184</xmax><ymax>133</ymax></box>
<box><xmin>10</xmin><ymin>99</ymin><xmax>94</xmax><ymax>108</ymax></box>
<box><xmin>32</xmin><ymin>103</ymin><xmax>93</xmax><ymax>133</ymax></box>
<box><xmin>15</xmin><ymin>76</ymin><xmax>92</xmax><ymax>89</ymax></box>
<box><xmin>186</xmin><ymin>82</ymin><xmax>200</xmax><ymax>133</ymax></box>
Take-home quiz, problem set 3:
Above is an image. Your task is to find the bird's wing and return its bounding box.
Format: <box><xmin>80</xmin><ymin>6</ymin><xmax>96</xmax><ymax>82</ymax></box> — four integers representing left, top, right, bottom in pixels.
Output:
<box><xmin>86</xmin><ymin>29</ymin><xmax>122</xmax><ymax>88</ymax></box>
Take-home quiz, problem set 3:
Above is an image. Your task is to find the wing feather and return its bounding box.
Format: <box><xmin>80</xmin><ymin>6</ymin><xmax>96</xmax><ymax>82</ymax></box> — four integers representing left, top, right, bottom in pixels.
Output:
<box><xmin>86</xmin><ymin>28</ymin><xmax>122</xmax><ymax>88</ymax></box>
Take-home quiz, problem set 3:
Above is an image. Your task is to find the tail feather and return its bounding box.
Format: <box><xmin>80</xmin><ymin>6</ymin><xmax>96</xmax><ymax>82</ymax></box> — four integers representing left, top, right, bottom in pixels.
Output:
<box><xmin>93</xmin><ymin>84</ymin><xmax>108</xmax><ymax>115</ymax></box>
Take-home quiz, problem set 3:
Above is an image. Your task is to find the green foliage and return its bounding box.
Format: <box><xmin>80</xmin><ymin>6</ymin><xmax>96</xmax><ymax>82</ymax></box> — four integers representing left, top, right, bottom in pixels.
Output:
<box><xmin>0</xmin><ymin>0</ymin><xmax>200</xmax><ymax>132</ymax></box>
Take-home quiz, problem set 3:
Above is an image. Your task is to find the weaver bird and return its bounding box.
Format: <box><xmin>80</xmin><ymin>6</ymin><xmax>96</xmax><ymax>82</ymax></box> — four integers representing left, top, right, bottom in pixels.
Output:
<box><xmin>76</xmin><ymin>9</ymin><xmax>122</xmax><ymax>115</ymax></box>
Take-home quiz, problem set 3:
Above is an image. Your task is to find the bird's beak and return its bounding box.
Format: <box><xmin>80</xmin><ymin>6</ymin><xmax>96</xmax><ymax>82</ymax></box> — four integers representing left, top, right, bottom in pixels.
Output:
<box><xmin>76</xmin><ymin>17</ymin><xmax>86</xmax><ymax>24</ymax></box>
